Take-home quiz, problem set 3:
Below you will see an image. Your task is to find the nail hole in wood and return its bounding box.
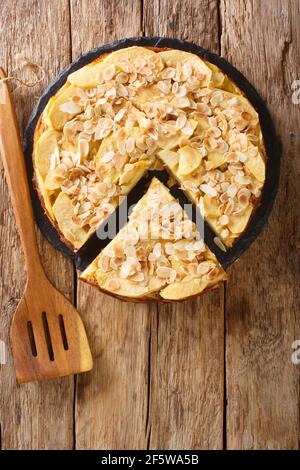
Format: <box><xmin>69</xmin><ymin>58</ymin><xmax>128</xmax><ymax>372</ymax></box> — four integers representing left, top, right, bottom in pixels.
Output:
<box><xmin>41</xmin><ymin>311</ymin><xmax>54</xmax><ymax>361</ymax></box>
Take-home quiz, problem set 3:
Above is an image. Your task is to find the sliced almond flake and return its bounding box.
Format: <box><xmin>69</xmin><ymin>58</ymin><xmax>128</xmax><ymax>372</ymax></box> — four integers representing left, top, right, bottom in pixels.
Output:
<box><xmin>103</xmin><ymin>64</ymin><xmax>116</xmax><ymax>81</ymax></box>
<box><xmin>252</xmin><ymin>187</ymin><xmax>261</xmax><ymax>198</ymax></box>
<box><xmin>140</xmin><ymin>66</ymin><xmax>152</xmax><ymax>77</ymax></box>
<box><xmin>165</xmin><ymin>242</ymin><xmax>175</xmax><ymax>255</ymax></box>
<box><xmin>110</xmin><ymin>257</ymin><xmax>123</xmax><ymax>269</ymax></box>
<box><xmin>188</xmin><ymin>263</ymin><xmax>198</xmax><ymax>275</ymax></box>
<box><xmin>131</xmin><ymin>272</ymin><xmax>145</xmax><ymax>282</ymax></box>
<box><xmin>126</xmin><ymin>228</ymin><xmax>139</xmax><ymax>245</ymax></box>
<box><xmin>219</xmin><ymin>214</ymin><xmax>229</xmax><ymax>226</ymax></box>
<box><xmin>102</xmin><ymin>150</ymin><xmax>115</xmax><ymax>163</ymax></box>
<box><xmin>175</xmin><ymin>85</ymin><xmax>187</xmax><ymax>98</ymax></box>
<box><xmin>197</xmin><ymin>261</ymin><xmax>213</xmax><ymax>275</ymax></box>
<box><xmin>169</xmin><ymin>269</ymin><xmax>177</xmax><ymax>283</ymax></box>
<box><xmin>157</xmin><ymin>80</ymin><xmax>171</xmax><ymax>94</ymax></box>
<box><xmin>153</xmin><ymin>242</ymin><xmax>162</xmax><ymax>259</ymax></box>
<box><xmin>126</xmin><ymin>136</ymin><xmax>135</xmax><ymax>153</ymax></box>
<box><xmin>213</xmin><ymin>236</ymin><xmax>227</xmax><ymax>252</ymax></box>
<box><xmin>120</xmin><ymin>261</ymin><xmax>132</xmax><ymax>279</ymax></box>
<box><xmin>78</xmin><ymin>139</ymin><xmax>89</xmax><ymax>158</ymax></box>
<box><xmin>97</xmin><ymin>97</ymin><xmax>107</xmax><ymax>106</ymax></box>
<box><xmin>220</xmin><ymin>228</ymin><xmax>229</xmax><ymax>239</ymax></box>
<box><xmin>60</xmin><ymin>101</ymin><xmax>82</xmax><ymax>114</ymax></box>
<box><xmin>171</xmin><ymin>96</ymin><xmax>190</xmax><ymax>108</ymax></box>
<box><xmin>94</xmin><ymin>126</ymin><xmax>111</xmax><ymax>140</ymax></box>
<box><xmin>227</xmin><ymin>184</ymin><xmax>238</xmax><ymax>198</ymax></box>
<box><xmin>97</xmin><ymin>117</ymin><xmax>114</xmax><ymax>129</ymax></box>
<box><xmin>248</xmin><ymin>146</ymin><xmax>259</xmax><ymax>158</ymax></box>
<box><xmin>116</xmin><ymin>72</ymin><xmax>129</xmax><ymax>83</ymax></box>
<box><xmin>238</xmin><ymin>187</ymin><xmax>251</xmax><ymax>205</ymax></box>
<box><xmin>182</xmin><ymin>62</ymin><xmax>193</xmax><ymax>78</ymax></box>
<box><xmin>105</xmin><ymin>278</ymin><xmax>120</xmax><ymax>291</ymax></box>
<box><xmin>114</xmin><ymin>108</ymin><xmax>126</xmax><ymax>123</ymax></box>
<box><xmin>200</xmin><ymin>183</ymin><xmax>218</xmax><ymax>197</ymax></box>
<box><xmin>181</xmin><ymin>180</ymin><xmax>199</xmax><ymax>192</ymax></box>
<box><xmin>181</xmin><ymin>120</ymin><xmax>194</xmax><ymax>136</ymax></box>
<box><xmin>207</xmin><ymin>266</ymin><xmax>220</xmax><ymax>279</ymax></box>
<box><xmin>106</xmin><ymin>87</ymin><xmax>117</xmax><ymax>100</ymax></box>
<box><xmin>227</xmin><ymin>96</ymin><xmax>238</xmax><ymax>106</ymax></box>
<box><xmin>224</xmin><ymin>199</ymin><xmax>235</xmax><ymax>215</ymax></box>
<box><xmin>234</xmin><ymin>173</ymin><xmax>251</xmax><ymax>185</ymax></box>
<box><xmin>98</xmin><ymin>255</ymin><xmax>110</xmax><ymax>272</ymax></box>
<box><xmin>176</xmin><ymin>113</ymin><xmax>187</xmax><ymax>130</ymax></box>
<box><xmin>156</xmin><ymin>266</ymin><xmax>173</xmax><ymax>279</ymax></box>
<box><xmin>77</xmin><ymin>209</ymin><xmax>91</xmax><ymax>220</ymax></box>
<box><xmin>49</xmin><ymin>146</ymin><xmax>60</xmax><ymax>171</ymax></box>
<box><xmin>161</xmin><ymin>67</ymin><xmax>176</xmax><ymax>79</ymax></box>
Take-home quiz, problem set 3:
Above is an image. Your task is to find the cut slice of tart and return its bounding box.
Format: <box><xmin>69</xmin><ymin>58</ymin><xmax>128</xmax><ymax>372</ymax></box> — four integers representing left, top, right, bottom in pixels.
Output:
<box><xmin>80</xmin><ymin>178</ymin><xmax>227</xmax><ymax>301</ymax></box>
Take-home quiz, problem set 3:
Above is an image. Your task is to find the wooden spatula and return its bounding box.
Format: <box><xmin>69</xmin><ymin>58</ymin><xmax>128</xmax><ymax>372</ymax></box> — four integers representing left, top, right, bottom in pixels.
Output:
<box><xmin>0</xmin><ymin>68</ymin><xmax>93</xmax><ymax>383</ymax></box>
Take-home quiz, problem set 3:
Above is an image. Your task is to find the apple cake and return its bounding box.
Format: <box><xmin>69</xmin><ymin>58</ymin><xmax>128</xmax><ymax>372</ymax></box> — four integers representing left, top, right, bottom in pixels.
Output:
<box><xmin>33</xmin><ymin>45</ymin><xmax>266</xmax><ymax>300</ymax></box>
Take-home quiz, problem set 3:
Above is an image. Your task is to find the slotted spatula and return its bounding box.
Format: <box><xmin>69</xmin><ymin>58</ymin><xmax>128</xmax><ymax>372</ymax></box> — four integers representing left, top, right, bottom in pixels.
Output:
<box><xmin>0</xmin><ymin>68</ymin><xmax>93</xmax><ymax>383</ymax></box>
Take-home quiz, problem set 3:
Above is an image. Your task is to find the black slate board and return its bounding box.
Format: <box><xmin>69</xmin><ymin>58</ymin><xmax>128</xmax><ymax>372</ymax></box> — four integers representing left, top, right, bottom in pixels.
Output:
<box><xmin>23</xmin><ymin>37</ymin><xmax>281</xmax><ymax>272</ymax></box>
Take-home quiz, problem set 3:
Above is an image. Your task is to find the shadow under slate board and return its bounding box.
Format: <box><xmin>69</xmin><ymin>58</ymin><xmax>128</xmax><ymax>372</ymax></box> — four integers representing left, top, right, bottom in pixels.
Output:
<box><xmin>23</xmin><ymin>37</ymin><xmax>281</xmax><ymax>273</ymax></box>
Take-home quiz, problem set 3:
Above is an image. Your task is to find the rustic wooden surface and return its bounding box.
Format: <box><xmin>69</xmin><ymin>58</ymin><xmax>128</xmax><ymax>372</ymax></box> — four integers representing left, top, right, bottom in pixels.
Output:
<box><xmin>0</xmin><ymin>0</ymin><xmax>299</xmax><ymax>450</ymax></box>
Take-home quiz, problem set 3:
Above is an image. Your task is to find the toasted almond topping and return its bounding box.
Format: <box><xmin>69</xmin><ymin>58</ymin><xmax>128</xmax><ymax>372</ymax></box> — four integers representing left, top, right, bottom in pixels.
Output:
<box><xmin>60</xmin><ymin>101</ymin><xmax>81</xmax><ymax>114</ymax></box>
<box><xmin>102</xmin><ymin>151</ymin><xmax>115</xmax><ymax>163</ymax></box>
<box><xmin>116</xmin><ymin>72</ymin><xmax>129</xmax><ymax>83</ymax></box>
<box><xmin>219</xmin><ymin>214</ymin><xmax>229</xmax><ymax>226</ymax></box>
<box><xmin>105</xmin><ymin>278</ymin><xmax>120</xmax><ymax>291</ymax></box>
<box><xmin>227</xmin><ymin>184</ymin><xmax>238</xmax><ymax>198</ymax></box>
<box><xmin>114</xmin><ymin>108</ymin><xmax>126</xmax><ymax>122</ymax></box>
<box><xmin>156</xmin><ymin>266</ymin><xmax>173</xmax><ymax>279</ymax></box>
<box><xmin>131</xmin><ymin>272</ymin><xmax>145</xmax><ymax>282</ymax></box>
<box><xmin>213</xmin><ymin>236</ymin><xmax>227</xmax><ymax>252</ymax></box>
<box><xmin>120</xmin><ymin>261</ymin><xmax>132</xmax><ymax>278</ymax></box>
<box><xmin>176</xmin><ymin>113</ymin><xmax>187</xmax><ymax>130</ymax></box>
<box><xmin>103</xmin><ymin>64</ymin><xmax>116</xmax><ymax>81</ymax></box>
<box><xmin>207</xmin><ymin>266</ymin><xmax>220</xmax><ymax>279</ymax></box>
<box><xmin>175</xmin><ymin>85</ymin><xmax>187</xmax><ymax>98</ymax></box>
<box><xmin>197</xmin><ymin>262</ymin><xmax>213</xmax><ymax>275</ymax></box>
<box><xmin>220</xmin><ymin>228</ymin><xmax>229</xmax><ymax>239</ymax></box>
<box><xmin>200</xmin><ymin>183</ymin><xmax>218</xmax><ymax>197</ymax></box>
<box><xmin>98</xmin><ymin>255</ymin><xmax>110</xmax><ymax>272</ymax></box>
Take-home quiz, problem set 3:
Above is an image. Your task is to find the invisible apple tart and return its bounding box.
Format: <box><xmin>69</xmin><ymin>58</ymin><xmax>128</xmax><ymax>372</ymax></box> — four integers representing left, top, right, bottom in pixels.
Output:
<box><xmin>33</xmin><ymin>45</ymin><xmax>266</xmax><ymax>300</ymax></box>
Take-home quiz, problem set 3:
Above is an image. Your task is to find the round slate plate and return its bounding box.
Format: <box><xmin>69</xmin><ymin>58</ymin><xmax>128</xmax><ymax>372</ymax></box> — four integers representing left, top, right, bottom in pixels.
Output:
<box><xmin>23</xmin><ymin>37</ymin><xmax>281</xmax><ymax>270</ymax></box>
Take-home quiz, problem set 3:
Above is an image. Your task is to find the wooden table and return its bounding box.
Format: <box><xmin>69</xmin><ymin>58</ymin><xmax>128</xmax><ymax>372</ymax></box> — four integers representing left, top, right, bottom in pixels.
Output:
<box><xmin>0</xmin><ymin>0</ymin><xmax>299</xmax><ymax>450</ymax></box>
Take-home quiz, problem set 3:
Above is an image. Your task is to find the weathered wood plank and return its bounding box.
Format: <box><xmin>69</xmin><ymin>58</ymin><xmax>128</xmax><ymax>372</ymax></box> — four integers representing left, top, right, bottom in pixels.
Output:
<box><xmin>220</xmin><ymin>0</ymin><xmax>300</xmax><ymax>449</ymax></box>
<box><xmin>143</xmin><ymin>0</ymin><xmax>225</xmax><ymax>450</ymax></box>
<box><xmin>70</xmin><ymin>0</ymin><xmax>152</xmax><ymax>450</ymax></box>
<box><xmin>0</xmin><ymin>0</ymin><xmax>74</xmax><ymax>449</ymax></box>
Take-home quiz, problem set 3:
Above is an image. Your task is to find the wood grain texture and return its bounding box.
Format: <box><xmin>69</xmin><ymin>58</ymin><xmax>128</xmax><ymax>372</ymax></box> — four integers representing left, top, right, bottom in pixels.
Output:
<box><xmin>143</xmin><ymin>0</ymin><xmax>225</xmax><ymax>450</ymax></box>
<box><xmin>0</xmin><ymin>0</ymin><xmax>74</xmax><ymax>448</ymax></box>
<box><xmin>70</xmin><ymin>0</ymin><xmax>153</xmax><ymax>450</ymax></box>
<box><xmin>220</xmin><ymin>0</ymin><xmax>300</xmax><ymax>449</ymax></box>
<box><xmin>1</xmin><ymin>0</ymin><xmax>299</xmax><ymax>451</ymax></box>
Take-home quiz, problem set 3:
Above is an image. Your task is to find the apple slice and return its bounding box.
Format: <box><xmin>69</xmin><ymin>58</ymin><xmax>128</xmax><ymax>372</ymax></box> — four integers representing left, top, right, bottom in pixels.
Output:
<box><xmin>178</xmin><ymin>146</ymin><xmax>202</xmax><ymax>176</ymax></box>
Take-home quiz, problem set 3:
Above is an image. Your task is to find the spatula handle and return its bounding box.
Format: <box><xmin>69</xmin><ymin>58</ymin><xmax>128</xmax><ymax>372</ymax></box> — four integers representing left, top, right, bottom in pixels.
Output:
<box><xmin>0</xmin><ymin>69</ymin><xmax>44</xmax><ymax>278</ymax></box>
